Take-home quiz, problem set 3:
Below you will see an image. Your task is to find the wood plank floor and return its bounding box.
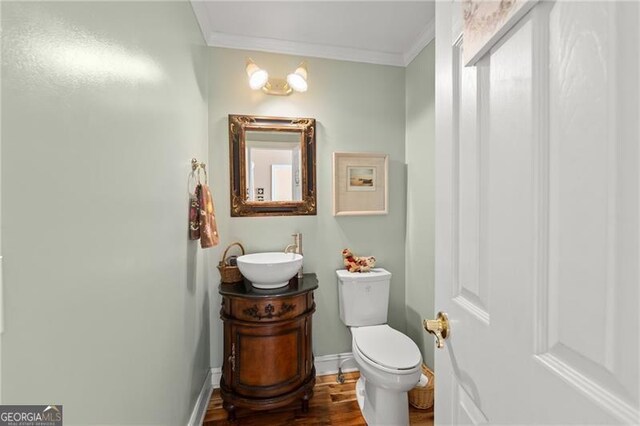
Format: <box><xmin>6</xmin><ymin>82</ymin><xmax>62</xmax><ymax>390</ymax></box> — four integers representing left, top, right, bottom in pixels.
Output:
<box><xmin>203</xmin><ymin>372</ymin><xmax>434</xmax><ymax>425</ymax></box>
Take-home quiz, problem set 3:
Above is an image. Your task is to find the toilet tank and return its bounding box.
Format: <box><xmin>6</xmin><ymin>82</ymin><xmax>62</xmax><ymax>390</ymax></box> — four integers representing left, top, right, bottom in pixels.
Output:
<box><xmin>336</xmin><ymin>268</ymin><xmax>392</xmax><ymax>327</ymax></box>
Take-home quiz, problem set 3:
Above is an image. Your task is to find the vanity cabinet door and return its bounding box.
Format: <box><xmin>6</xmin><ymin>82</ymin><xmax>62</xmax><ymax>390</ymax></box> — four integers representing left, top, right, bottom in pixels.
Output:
<box><xmin>228</xmin><ymin>317</ymin><xmax>307</xmax><ymax>398</ymax></box>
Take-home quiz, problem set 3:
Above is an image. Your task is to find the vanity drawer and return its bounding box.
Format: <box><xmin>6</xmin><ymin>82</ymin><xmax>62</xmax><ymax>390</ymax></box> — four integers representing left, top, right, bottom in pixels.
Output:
<box><xmin>228</xmin><ymin>294</ymin><xmax>308</xmax><ymax>322</ymax></box>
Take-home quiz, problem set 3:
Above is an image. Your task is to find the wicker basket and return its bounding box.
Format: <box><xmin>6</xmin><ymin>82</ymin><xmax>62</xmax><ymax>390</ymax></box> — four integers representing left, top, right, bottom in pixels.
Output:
<box><xmin>408</xmin><ymin>364</ymin><xmax>434</xmax><ymax>410</ymax></box>
<box><xmin>218</xmin><ymin>242</ymin><xmax>245</xmax><ymax>284</ymax></box>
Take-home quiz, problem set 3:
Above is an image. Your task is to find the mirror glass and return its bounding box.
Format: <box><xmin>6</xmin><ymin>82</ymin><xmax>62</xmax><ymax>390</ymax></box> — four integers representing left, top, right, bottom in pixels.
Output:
<box><xmin>245</xmin><ymin>131</ymin><xmax>302</xmax><ymax>202</ymax></box>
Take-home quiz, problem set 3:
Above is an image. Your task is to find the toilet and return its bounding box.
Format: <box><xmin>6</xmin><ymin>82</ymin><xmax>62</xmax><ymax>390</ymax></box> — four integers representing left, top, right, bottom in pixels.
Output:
<box><xmin>337</xmin><ymin>268</ymin><xmax>422</xmax><ymax>426</ymax></box>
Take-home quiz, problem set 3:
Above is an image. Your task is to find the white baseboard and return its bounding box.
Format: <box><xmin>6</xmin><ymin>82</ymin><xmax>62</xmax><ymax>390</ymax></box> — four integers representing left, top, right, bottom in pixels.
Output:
<box><xmin>211</xmin><ymin>367</ymin><xmax>222</xmax><ymax>389</ymax></box>
<box><xmin>187</xmin><ymin>369</ymin><xmax>213</xmax><ymax>426</ymax></box>
<box><xmin>314</xmin><ymin>352</ymin><xmax>358</xmax><ymax>376</ymax></box>
<box><xmin>208</xmin><ymin>352</ymin><xmax>358</xmax><ymax>392</ymax></box>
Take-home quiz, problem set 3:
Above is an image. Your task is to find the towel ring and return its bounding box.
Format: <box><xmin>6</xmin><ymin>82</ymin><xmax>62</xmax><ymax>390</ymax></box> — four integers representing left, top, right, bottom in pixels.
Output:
<box><xmin>191</xmin><ymin>158</ymin><xmax>208</xmax><ymax>184</ymax></box>
<box><xmin>188</xmin><ymin>171</ymin><xmax>198</xmax><ymax>195</ymax></box>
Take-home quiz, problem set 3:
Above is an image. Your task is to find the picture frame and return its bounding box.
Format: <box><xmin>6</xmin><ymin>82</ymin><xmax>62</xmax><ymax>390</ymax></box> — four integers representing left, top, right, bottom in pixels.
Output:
<box><xmin>463</xmin><ymin>0</ymin><xmax>538</xmax><ymax>66</ymax></box>
<box><xmin>332</xmin><ymin>152</ymin><xmax>388</xmax><ymax>216</ymax></box>
<box><xmin>228</xmin><ymin>115</ymin><xmax>316</xmax><ymax>217</ymax></box>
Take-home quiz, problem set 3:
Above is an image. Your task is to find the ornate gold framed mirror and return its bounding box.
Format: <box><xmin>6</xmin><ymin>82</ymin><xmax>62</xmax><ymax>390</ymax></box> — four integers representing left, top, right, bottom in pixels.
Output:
<box><xmin>229</xmin><ymin>115</ymin><xmax>316</xmax><ymax>217</ymax></box>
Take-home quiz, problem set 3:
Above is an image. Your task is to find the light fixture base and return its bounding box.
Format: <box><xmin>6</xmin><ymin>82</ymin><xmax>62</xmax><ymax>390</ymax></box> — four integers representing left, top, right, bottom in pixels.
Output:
<box><xmin>262</xmin><ymin>78</ymin><xmax>293</xmax><ymax>96</ymax></box>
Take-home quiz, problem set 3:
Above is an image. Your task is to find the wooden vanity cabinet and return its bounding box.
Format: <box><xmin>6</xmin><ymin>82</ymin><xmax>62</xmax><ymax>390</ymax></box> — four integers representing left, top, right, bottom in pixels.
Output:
<box><xmin>219</xmin><ymin>275</ymin><xmax>318</xmax><ymax>420</ymax></box>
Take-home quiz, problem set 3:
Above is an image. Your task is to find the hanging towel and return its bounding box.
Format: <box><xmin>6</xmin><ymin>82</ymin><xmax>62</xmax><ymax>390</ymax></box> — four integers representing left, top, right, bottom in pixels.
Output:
<box><xmin>189</xmin><ymin>192</ymin><xmax>200</xmax><ymax>240</ymax></box>
<box><xmin>198</xmin><ymin>183</ymin><xmax>220</xmax><ymax>248</ymax></box>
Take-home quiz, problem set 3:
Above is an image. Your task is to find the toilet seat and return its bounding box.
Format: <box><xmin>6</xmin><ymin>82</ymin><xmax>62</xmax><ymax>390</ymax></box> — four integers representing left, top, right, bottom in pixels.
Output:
<box><xmin>352</xmin><ymin>325</ymin><xmax>421</xmax><ymax>373</ymax></box>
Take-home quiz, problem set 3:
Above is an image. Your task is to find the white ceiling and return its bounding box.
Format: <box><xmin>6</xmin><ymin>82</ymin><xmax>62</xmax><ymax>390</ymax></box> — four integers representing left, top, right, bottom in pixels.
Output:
<box><xmin>190</xmin><ymin>1</ymin><xmax>435</xmax><ymax>67</ymax></box>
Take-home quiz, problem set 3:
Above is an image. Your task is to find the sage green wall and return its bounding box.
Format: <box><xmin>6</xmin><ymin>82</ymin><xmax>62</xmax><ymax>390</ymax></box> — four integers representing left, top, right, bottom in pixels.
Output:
<box><xmin>0</xmin><ymin>2</ymin><xmax>3</xmax><ymax>402</ymax></box>
<box><xmin>405</xmin><ymin>42</ymin><xmax>436</xmax><ymax>369</ymax></box>
<box><xmin>2</xmin><ymin>2</ymin><xmax>210</xmax><ymax>424</ymax></box>
<box><xmin>208</xmin><ymin>47</ymin><xmax>407</xmax><ymax>367</ymax></box>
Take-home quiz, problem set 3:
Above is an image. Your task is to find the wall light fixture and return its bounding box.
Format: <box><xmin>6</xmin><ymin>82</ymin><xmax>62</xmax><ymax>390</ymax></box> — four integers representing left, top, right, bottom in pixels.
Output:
<box><xmin>245</xmin><ymin>59</ymin><xmax>308</xmax><ymax>96</ymax></box>
<box><xmin>245</xmin><ymin>58</ymin><xmax>269</xmax><ymax>90</ymax></box>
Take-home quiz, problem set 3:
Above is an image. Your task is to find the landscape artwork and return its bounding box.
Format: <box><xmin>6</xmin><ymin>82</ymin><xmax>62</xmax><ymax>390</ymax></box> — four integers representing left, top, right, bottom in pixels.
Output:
<box><xmin>347</xmin><ymin>166</ymin><xmax>376</xmax><ymax>191</ymax></box>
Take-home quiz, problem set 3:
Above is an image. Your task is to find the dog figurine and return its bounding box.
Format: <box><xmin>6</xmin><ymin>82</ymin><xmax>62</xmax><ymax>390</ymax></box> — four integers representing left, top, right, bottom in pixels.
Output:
<box><xmin>342</xmin><ymin>248</ymin><xmax>376</xmax><ymax>273</ymax></box>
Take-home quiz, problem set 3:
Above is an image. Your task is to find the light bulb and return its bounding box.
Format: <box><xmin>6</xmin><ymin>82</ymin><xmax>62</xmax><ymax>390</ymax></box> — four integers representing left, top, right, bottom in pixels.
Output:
<box><xmin>287</xmin><ymin>73</ymin><xmax>307</xmax><ymax>92</ymax></box>
<box><xmin>246</xmin><ymin>59</ymin><xmax>268</xmax><ymax>90</ymax></box>
<box><xmin>249</xmin><ymin>69</ymin><xmax>268</xmax><ymax>90</ymax></box>
<box><xmin>287</xmin><ymin>62</ymin><xmax>308</xmax><ymax>92</ymax></box>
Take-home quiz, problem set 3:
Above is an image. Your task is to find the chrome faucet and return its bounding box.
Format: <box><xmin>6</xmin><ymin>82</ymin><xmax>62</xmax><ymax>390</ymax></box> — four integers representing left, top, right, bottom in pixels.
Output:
<box><xmin>284</xmin><ymin>233</ymin><xmax>303</xmax><ymax>278</ymax></box>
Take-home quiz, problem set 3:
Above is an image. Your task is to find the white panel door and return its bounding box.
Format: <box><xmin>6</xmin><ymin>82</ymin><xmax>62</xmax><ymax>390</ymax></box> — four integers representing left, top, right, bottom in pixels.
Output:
<box><xmin>271</xmin><ymin>164</ymin><xmax>293</xmax><ymax>201</ymax></box>
<box><xmin>434</xmin><ymin>1</ymin><xmax>639</xmax><ymax>424</ymax></box>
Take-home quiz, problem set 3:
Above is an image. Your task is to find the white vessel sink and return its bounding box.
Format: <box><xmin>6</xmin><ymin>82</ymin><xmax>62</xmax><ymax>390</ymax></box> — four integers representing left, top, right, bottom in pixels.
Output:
<box><xmin>236</xmin><ymin>252</ymin><xmax>303</xmax><ymax>289</ymax></box>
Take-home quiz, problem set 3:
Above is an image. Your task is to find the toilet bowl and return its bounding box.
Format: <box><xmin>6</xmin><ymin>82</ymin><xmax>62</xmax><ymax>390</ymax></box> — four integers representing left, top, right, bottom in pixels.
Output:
<box><xmin>351</xmin><ymin>324</ymin><xmax>422</xmax><ymax>425</ymax></box>
<box><xmin>336</xmin><ymin>269</ymin><xmax>423</xmax><ymax>425</ymax></box>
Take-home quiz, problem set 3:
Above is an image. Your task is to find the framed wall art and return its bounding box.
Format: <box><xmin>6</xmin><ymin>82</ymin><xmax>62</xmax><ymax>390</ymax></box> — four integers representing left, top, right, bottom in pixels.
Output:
<box><xmin>463</xmin><ymin>0</ymin><xmax>538</xmax><ymax>66</ymax></box>
<box><xmin>332</xmin><ymin>152</ymin><xmax>388</xmax><ymax>216</ymax></box>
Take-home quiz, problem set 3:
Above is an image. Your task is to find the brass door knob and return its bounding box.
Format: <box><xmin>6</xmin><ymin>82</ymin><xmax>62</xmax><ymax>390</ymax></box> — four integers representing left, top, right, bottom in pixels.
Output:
<box><xmin>423</xmin><ymin>312</ymin><xmax>450</xmax><ymax>349</ymax></box>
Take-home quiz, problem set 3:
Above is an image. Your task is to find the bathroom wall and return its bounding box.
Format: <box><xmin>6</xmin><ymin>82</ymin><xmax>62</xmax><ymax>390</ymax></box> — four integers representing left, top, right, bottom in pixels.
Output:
<box><xmin>2</xmin><ymin>2</ymin><xmax>209</xmax><ymax>424</ymax></box>
<box><xmin>0</xmin><ymin>1</ymin><xmax>3</xmax><ymax>402</ymax></box>
<box><xmin>404</xmin><ymin>42</ymin><xmax>436</xmax><ymax>369</ymax></box>
<box><xmin>208</xmin><ymin>48</ymin><xmax>407</xmax><ymax>367</ymax></box>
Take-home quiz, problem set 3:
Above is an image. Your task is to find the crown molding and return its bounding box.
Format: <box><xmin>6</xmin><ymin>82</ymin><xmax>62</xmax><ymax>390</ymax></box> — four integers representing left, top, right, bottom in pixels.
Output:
<box><xmin>206</xmin><ymin>32</ymin><xmax>406</xmax><ymax>67</ymax></box>
<box><xmin>403</xmin><ymin>18</ymin><xmax>435</xmax><ymax>66</ymax></box>
<box><xmin>190</xmin><ymin>0</ymin><xmax>212</xmax><ymax>46</ymax></box>
<box><xmin>191</xmin><ymin>2</ymin><xmax>434</xmax><ymax>68</ymax></box>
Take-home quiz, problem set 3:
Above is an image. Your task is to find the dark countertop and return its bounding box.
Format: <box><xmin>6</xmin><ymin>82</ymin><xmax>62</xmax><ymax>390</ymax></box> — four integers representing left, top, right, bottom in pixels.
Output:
<box><xmin>219</xmin><ymin>273</ymin><xmax>318</xmax><ymax>298</ymax></box>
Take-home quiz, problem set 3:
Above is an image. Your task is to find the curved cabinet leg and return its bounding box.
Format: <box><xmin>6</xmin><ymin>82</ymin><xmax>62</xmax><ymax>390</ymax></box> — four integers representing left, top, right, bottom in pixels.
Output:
<box><xmin>301</xmin><ymin>387</ymin><xmax>313</xmax><ymax>413</ymax></box>
<box><xmin>223</xmin><ymin>402</ymin><xmax>236</xmax><ymax>421</ymax></box>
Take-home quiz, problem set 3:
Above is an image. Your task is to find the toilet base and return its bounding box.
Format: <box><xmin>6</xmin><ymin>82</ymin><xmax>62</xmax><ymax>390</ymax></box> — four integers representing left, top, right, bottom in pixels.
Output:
<box><xmin>355</xmin><ymin>376</ymin><xmax>365</xmax><ymax>412</ymax></box>
<box><xmin>355</xmin><ymin>376</ymin><xmax>410</xmax><ymax>426</ymax></box>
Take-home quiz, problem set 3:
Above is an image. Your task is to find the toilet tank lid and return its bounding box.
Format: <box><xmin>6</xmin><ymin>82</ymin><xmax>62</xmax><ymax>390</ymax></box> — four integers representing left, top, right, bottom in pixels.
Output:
<box><xmin>336</xmin><ymin>268</ymin><xmax>391</xmax><ymax>283</ymax></box>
